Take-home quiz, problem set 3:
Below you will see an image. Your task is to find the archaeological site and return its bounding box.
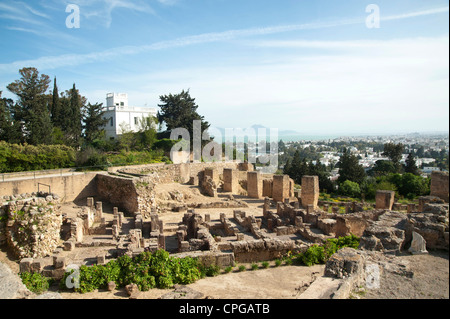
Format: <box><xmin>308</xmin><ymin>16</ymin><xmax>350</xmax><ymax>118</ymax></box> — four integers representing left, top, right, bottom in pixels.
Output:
<box><xmin>0</xmin><ymin>163</ymin><xmax>448</xmax><ymax>299</ymax></box>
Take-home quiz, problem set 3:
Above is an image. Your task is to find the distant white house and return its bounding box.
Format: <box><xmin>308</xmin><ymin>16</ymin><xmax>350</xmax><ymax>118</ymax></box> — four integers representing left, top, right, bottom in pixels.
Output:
<box><xmin>102</xmin><ymin>93</ymin><xmax>157</xmax><ymax>139</ymax></box>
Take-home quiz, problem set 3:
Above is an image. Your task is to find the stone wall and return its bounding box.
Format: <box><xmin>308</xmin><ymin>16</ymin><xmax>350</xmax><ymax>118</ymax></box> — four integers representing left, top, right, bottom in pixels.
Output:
<box><xmin>430</xmin><ymin>171</ymin><xmax>449</xmax><ymax>202</ymax></box>
<box><xmin>405</xmin><ymin>203</ymin><xmax>449</xmax><ymax>251</ymax></box>
<box><xmin>95</xmin><ymin>175</ymin><xmax>140</xmax><ymax>215</ymax></box>
<box><xmin>2</xmin><ymin>195</ymin><xmax>62</xmax><ymax>259</ymax></box>
<box><xmin>0</xmin><ymin>173</ymin><xmax>97</xmax><ymax>204</ymax></box>
<box><xmin>230</xmin><ymin>238</ymin><xmax>298</xmax><ymax>263</ymax></box>
<box><xmin>115</xmin><ymin>162</ymin><xmax>242</xmax><ymax>185</ymax></box>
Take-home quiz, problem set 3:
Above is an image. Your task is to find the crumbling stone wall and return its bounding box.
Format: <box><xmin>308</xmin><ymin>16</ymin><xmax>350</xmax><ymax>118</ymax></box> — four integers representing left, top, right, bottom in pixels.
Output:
<box><xmin>430</xmin><ymin>171</ymin><xmax>449</xmax><ymax>202</ymax></box>
<box><xmin>406</xmin><ymin>203</ymin><xmax>449</xmax><ymax>251</ymax></box>
<box><xmin>3</xmin><ymin>195</ymin><xmax>62</xmax><ymax>259</ymax></box>
<box><xmin>96</xmin><ymin>175</ymin><xmax>139</xmax><ymax>214</ymax></box>
<box><xmin>230</xmin><ymin>238</ymin><xmax>297</xmax><ymax>263</ymax></box>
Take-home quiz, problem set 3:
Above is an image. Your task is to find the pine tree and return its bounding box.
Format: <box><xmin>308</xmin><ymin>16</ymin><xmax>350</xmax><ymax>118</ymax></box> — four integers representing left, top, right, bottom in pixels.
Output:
<box><xmin>157</xmin><ymin>89</ymin><xmax>210</xmax><ymax>150</ymax></box>
<box><xmin>337</xmin><ymin>148</ymin><xmax>366</xmax><ymax>185</ymax></box>
<box><xmin>6</xmin><ymin>67</ymin><xmax>53</xmax><ymax>145</ymax></box>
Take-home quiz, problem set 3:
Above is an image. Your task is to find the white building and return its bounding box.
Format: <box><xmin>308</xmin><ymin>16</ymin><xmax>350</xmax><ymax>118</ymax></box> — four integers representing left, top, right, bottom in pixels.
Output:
<box><xmin>102</xmin><ymin>93</ymin><xmax>157</xmax><ymax>139</ymax></box>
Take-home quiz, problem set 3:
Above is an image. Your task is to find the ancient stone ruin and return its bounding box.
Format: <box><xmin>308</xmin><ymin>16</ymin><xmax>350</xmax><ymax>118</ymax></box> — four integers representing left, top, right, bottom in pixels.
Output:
<box><xmin>0</xmin><ymin>162</ymin><xmax>448</xmax><ymax>297</ymax></box>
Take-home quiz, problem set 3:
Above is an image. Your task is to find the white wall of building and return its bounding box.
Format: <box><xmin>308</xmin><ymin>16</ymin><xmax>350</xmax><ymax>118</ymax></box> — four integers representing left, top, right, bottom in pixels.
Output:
<box><xmin>102</xmin><ymin>93</ymin><xmax>157</xmax><ymax>139</ymax></box>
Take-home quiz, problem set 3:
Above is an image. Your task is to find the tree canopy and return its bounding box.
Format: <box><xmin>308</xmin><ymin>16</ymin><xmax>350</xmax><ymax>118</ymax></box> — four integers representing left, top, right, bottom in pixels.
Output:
<box><xmin>157</xmin><ymin>90</ymin><xmax>210</xmax><ymax>149</ymax></box>
<box><xmin>337</xmin><ymin>148</ymin><xmax>366</xmax><ymax>185</ymax></box>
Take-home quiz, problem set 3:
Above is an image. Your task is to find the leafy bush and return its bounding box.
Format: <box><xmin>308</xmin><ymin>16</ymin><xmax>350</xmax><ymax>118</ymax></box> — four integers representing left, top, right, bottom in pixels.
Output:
<box><xmin>0</xmin><ymin>141</ymin><xmax>76</xmax><ymax>173</ymax></box>
<box><xmin>299</xmin><ymin>245</ymin><xmax>325</xmax><ymax>266</ymax></box>
<box><xmin>339</xmin><ymin>180</ymin><xmax>361</xmax><ymax>198</ymax></box>
<box><xmin>60</xmin><ymin>250</ymin><xmax>203</xmax><ymax>294</ymax></box>
<box><xmin>274</xmin><ymin>259</ymin><xmax>282</xmax><ymax>267</ymax></box>
<box><xmin>293</xmin><ymin>235</ymin><xmax>360</xmax><ymax>267</ymax></box>
<box><xmin>238</xmin><ymin>265</ymin><xmax>246</xmax><ymax>272</ymax></box>
<box><xmin>224</xmin><ymin>266</ymin><xmax>233</xmax><ymax>273</ymax></box>
<box><xmin>251</xmin><ymin>263</ymin><xmax>259</xmax><ymax>270</ymax></box>
<box><xmin>261</xmin><ymin>261</ymin><xmax>269</xmax><ymax>269</ymax></box>
<box><xmin>200</xmin><ymin>265</ymin><xmax>221</xmax><ymax>277</ymax></box>
<box><xmin>20</xmin><ymin>272</ymin><xmax>51</xmax><ymax>294</ymax></box>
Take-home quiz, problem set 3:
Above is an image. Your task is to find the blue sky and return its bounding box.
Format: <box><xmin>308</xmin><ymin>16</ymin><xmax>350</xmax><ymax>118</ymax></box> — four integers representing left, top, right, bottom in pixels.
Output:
<box><xmin>0</xmin><ymin>0</ymin><xmax>448</xmax><ymax>136</ymax></box>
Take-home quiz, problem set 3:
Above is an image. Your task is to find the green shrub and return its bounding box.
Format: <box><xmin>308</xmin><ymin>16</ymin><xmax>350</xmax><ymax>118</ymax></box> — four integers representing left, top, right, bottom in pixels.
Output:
<box><xmin>224</xmin><ymin>266</ymin><xmax>233</xmax><ymax>273</ymax></box>
<box><xmin>200</xmin><ymin>265</ymin><xmax>221</xmax><ymax>277</ymax></box>
<box><xmin>261</xmin><ymin>261</ymin><xmax>269</xmax><ymax>269</ymax></box>
<box><xmin>0</xmin><ymin>141</ymin><xmax>76</xmax><ymax>173</ymax></box>
<box><xmin>274</xmin><ymin>259</ymin><xmax>282</xmax><ymax>267</ymax></box>
<box><xmin>251</xmin><ymin>263</ymin><xmax>259</xmax><ymax>271</ymax></box>
<box><xmin>293</xmin><ymin>234</ymin><xmax>360</xmax><ymax>267</ymax></box>
<box><xmin>20</xmin><ymin>272</ymin><xmax>51</xmax><ymax>294</ymax></box>
<box><xmin>300</xmin><ymin>245</ymin><xmax>325</xmax><ymax>266</ymax></box>
<box><xmin>339</xmin><ymin>180</ymin><xmax>361</xmax><ymax>198</ymax></box>
<box><xmin>238</xmin><ymin>265</ymin><xmax>246</xmax><ymax>272</ymax></box>
<box><xmin>60</xmin><ymin>250</ymin><xmax>203</xmax><ymax>294</ymax></box>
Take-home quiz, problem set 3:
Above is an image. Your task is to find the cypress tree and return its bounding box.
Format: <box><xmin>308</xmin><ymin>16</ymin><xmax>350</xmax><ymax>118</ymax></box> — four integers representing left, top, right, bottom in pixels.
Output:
<box><xmin>82</xmin><ymin>102</ymin><xmax>108</xmax><ymax>145</ymax></box>
<box><xmin>404</xmin><ymin>152</ymin><xmax>420</xmax><ymax>176</ymax></box>
<box><xmin>51</xmin><ymin>77</ymin><xmax>61</xmax><ymax>125</ymax></box>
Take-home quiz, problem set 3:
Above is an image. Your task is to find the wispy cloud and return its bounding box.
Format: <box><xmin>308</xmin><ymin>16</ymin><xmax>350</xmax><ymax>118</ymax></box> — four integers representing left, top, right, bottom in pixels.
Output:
<box><xmin>1</xmin><ymin>5</ymin><xmax>448</xmax><ymax>73</ymax></box>
<box><xmin>0</xmin><ymin>1</ymin><xmax>50</xmax><ymax>25</ymax></box>
<box><xmin>58</xmin><ymin>0</ymin><xmax>157</xmax><ymax>28</ymax></box>
<box><xmin>383</xmin><ymin>6</ymin><xmax>449</xmax><ymax>21</ymax></box>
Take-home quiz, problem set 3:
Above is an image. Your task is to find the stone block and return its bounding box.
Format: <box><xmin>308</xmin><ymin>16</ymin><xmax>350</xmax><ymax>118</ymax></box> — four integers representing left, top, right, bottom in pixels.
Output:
<box><xmin>107</xmin><ymin>281</ymin><xmax>116</xmax><ymax>291</ymax></box>
<box><xmin>31</xmin><ymin>259</ymin><xmax>43</xmax><ymax>273</ymax></box>
<box><xmin>19</xmin><ymin>258</ymin><xmax>33</xmax><ymax>273</ymax></box>
<box><xmin>204</xmin><ymin>167</ymin><xmax>219</xmax><ymax>185</ymax></box>
<box><xmin>97</xmin><ymin>254</ymin><xmax>106</xmax><ymax>265</ymax></box>
<box><xmin>276</xmin><ymin>226</ymin><xmax>289</xmax><ymax>236</ymax></box>
<box><xmin>54</xmin><ymin>257</ymin><xmax>66</xmax><ymax>269</ymax></box>
<box><xmin>301</xmin><ymin>176</ymin><xmax>319</xmax><ymax>210</ymax></box>
<box><xmin>408</xmin><ymin>231</ymin><xmax>428</xmax><ymax>255</ymax></box>
<box><xmin>63</xmin><ymin>240</ymin><xmax>75</xmax><ymax>251</ymax></box>
<box><xmin>375</xmin><ymin>190</ymin><xmax>395</xmax><ymax>210</ymax></box>
<box><xmin>86</xmin><ymin>197</ymin><xmax>94</xmax><ymax>208</ymax></box>
<box><xmin>51</xmin><ymin>268</ymin><xmax>66</xmax><ymax>281</ymax></box>
<box><xmin>272</xmin><ymin>175</ymin><xmax>290</xmax><ymax>203</ymax></box>
<box><xmin>247</xmin><ymin>171</ymin><xmax>263</xmax><ymax>199</ymax></box>
<box><xmin>179</xmin><ymin>241</ymin><xmax>190</xmax><ymax>252</ymax></box>
<box><xmin>223</xmin><ymin>168</ymin><xmax>238</xmax><ymax>193</ymax></box>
